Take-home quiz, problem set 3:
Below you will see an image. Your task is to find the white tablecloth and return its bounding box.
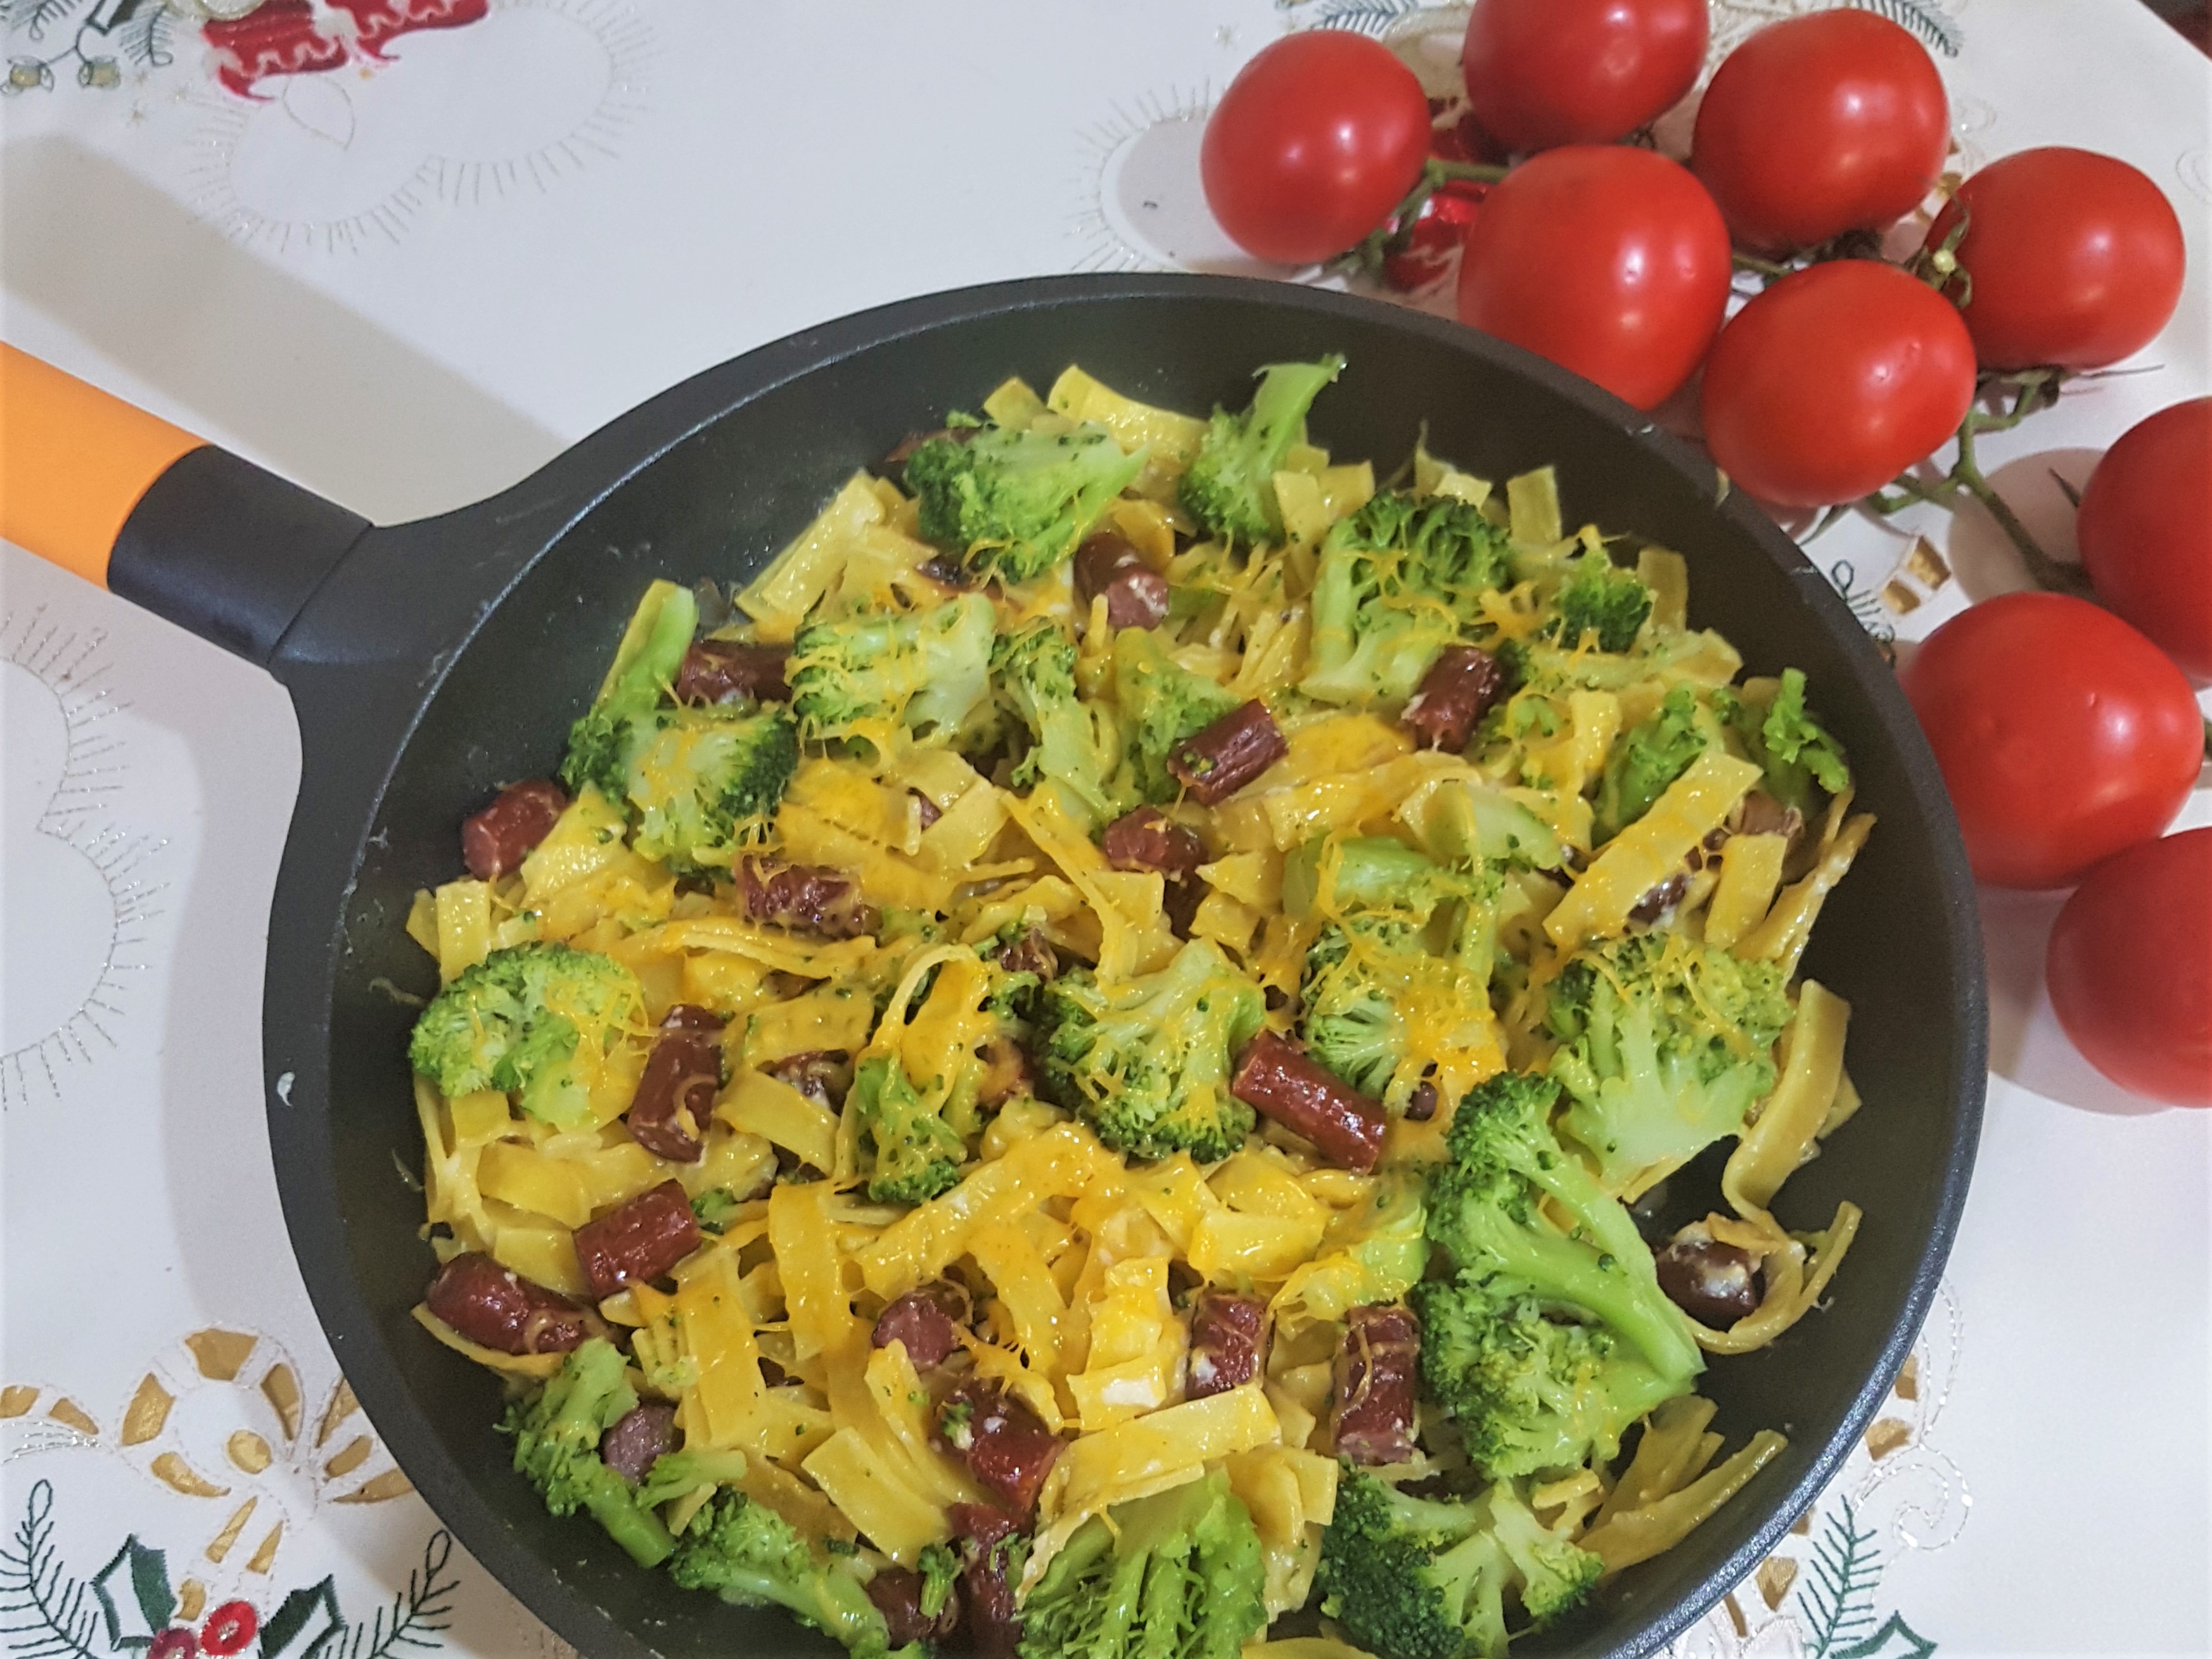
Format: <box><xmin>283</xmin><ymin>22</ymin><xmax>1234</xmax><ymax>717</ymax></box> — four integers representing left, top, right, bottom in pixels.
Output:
<box><xmin>3</xmin><ymin>2</ymin><xmax>2208</xmax><ymax>1654</ymax></box>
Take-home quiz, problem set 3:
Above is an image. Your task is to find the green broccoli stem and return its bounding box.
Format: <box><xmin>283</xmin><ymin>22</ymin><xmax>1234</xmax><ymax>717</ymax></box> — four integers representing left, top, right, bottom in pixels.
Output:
<box><xmin>583</xmin><ymin>1466</ymin><xmax>677</xmax><ymax>1567</ymax></box>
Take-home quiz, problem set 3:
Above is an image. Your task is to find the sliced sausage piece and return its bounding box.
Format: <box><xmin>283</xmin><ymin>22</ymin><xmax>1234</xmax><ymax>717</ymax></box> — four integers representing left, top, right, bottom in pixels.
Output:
<box><xmin>461</xmin><ymin>779</ymin><xmax>568</xmax><ymax>881</ymax></box>
<box><xmin>424</xmin><ymin>1252</ymin><xmax>596</xmax><ymax>1356</ymax></box>
<box><xmin>738</xmin><ymin>858</ymin><xmax>873</xmax><ymax>938</ymax></box>
<box><xmin>975</xmin><ymin>1036</ymin><xmax>1032</xmax><ymax>1110</ymax></box>
<box><xmin>1167</xmin><ymin>701</ymin><xmax>1287</xmax><ymax>806</ymax></box>
<box><xmin>1231</xmin><ymin>1031</ymin><xmax>1388</xmax><ymax>1173</ymax></box>
<box><xmin>871</xmin><ymin>1281</ymin><xmax>970</xmax><ymax>1370</ymax></box>
<box><xmin>1187</xmin><ymin>1292</ymin><xmax>1267</xmax><ymax>1401</ymax></box>
<box><xmin>1100</xmin><ymin>806</ymin><xmax>1208</xmax><ymax>880</ymax></box>
<box><xmin>765</xmin><ymin>1049</ymin><xmax>853</xmax><ymax>1112</ymax></box>
<box><xmin>1656</xmin><ymin>1228</ymin><xmax>1764</xmax><ymax>1327</ymax></box>
<box><xmin>573</xmin><ymin>1180</ymin><xmax>702</xmax><ymax>1301</ymax></box>
<box><xmin>867</xmin><ymin>1567</ymin><xmax>959</xmax><ymax>1647</ymax></box>
<box><xmin>1333</xmin><ymin>1304</ymin><xmax>1421</xmax><ymax>1466</ymax></box>
<box><xmin>937</xmin><ymin>1380</ymin><xmax>1062</xmax><ymax>1516</ymax></box>
<box><xmin>948</xmin><ymin>1504</ymin><xmax>1025</xmax><ymax>1659</ymax></box>
<box><xmin>1401</xmin><ymin>645</ymin><xmax>1505</xmax><ymax>753</ymax></box>
<box><xmin>600</xmin><ymin>1402</ymin><xmax>679</xmax><ymax>1483</ymax></box>
<box><xmin>675</xmin><ymin>640</ymin><xmax>791</xmax><ymax>706</ymax></box>
<box><xmin>625</xmin><ymin>1005</ymin><xmax>726</xmax><ymax>1164</ymax></box>
<box><xmin>1732</xmin><ymin>789</ymin><xmax>1805</xmax><ymax>844</ymax></box>
<box><xmin>1628</xmin><ymin>868</ymin><xmax>1691</xmax><ymax>926</ymax></box>
<box><xmin>1076</xmin><ymin>530</ymin><xmax>1171</xmax><ymax>631</ymax></box>
<box><xmin>994</xmin><ymin>928</ymin><xmax>1058</xmax><ymax>981</ymax></box>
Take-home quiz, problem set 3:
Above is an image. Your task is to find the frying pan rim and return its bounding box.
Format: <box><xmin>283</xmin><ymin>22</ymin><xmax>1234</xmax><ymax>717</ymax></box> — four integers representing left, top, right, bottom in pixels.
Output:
<box><xmin>262</xmin><ymin>270</ymin><xmax>1987</xmax><ymax>1659</ymax></box>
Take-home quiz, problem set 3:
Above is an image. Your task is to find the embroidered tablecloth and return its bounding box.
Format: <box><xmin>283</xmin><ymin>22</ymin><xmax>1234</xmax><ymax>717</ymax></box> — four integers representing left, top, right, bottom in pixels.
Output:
<box><xmin>3</xmin><ymin>2</ymin><xmax>2207</xmax><ymax>1655</ymax></box>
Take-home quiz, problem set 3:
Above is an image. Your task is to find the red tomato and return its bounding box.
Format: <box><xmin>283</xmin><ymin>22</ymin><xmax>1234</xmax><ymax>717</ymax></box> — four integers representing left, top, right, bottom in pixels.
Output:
<box><xmin>1461</xmin><ymin>0</ymin><xmax>1708</xmax><ymax>153</ymax></box>
<box><xmin>1692</xmin><ymin>11</ymin><xmax>1949</xmax><ymax>254</ymax></box>
<box><xmin>1454</xmin><ymin>146</ymin><xmax>1731</xmax><ymax>410</ymax></box>
<box><xmin>1899</xmin><ymin>593</ymin><xmax>2202</xmax><ymax>889</ymax></box>
<box><xmin>1699</xmin><ymin>260</ymin><xmax>1976</xmax><ymax>507</ymax></box>
<box><xmin>1201</xmin><ymin>33</ymin><xmax>1432</xmax><ymax>266</ymax></box>
<box><xmin>1924</xmin><ymin>148</ymin><xmax>2187</xmax><ymax>371</ymax></box>
<box><xmin>2076</xmin><ymin>398</ymin><xmax>2212</xmax><ymax>683</ymax></box>
<box><xmin>2047</xmin><ymin>827</ymin><xmax>2212</xmax><ymax>1107</ymax></box>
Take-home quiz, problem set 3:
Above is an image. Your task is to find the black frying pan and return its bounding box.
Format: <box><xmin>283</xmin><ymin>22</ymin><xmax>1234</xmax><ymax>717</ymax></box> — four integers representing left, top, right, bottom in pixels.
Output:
<box><xmin>1</xmin><ymin>274</ymin><xmax>1986</xmax><ymax>1658</ymax></box>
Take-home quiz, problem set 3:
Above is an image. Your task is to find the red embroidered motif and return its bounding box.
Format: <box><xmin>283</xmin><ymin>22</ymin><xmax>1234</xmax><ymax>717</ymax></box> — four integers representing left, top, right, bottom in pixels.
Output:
<box><xmin>203</xmin><ymin>0</ymin><xmax>490</xmax><ymax>99</ymax></box>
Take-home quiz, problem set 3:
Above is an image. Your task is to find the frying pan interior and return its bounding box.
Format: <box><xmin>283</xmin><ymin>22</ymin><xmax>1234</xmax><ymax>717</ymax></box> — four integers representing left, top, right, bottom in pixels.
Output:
<box><xmin>268</xmin><ymin>279</ymin><xmax>1982</xmax><ymax>1659</ymax></box>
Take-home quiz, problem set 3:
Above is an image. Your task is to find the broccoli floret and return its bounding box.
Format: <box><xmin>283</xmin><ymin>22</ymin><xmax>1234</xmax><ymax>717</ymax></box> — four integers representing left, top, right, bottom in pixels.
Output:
<box><xmin>1038</xmin><ymin>938</ymin><xmax>1265</xmax><ymax>1162</ymax></box>
<box><xmin>1550</xmin><ymin>557</ymin><xmax>1653</xmax><ymax>654</ymax></box>
<box><xmin>1112</xmin><ymin>630</ymin><xmax>1242</xmax><ymax>804</ymax></box>
<box><xmin>853</xmin><ymin>947</ymin><xmax>1030</xmax><ymax>1203</ymax></box>
<box><xmin>670</xmin><ymin>1490</ymin><xmax>911</xmax><ymax>1659</ymax></box>
<box><xmin>1592</xmin><ymin>686</ymin><xmax>1715</xmax><ymax>843</ymax></box>
<box><xmin>1544</xmin><ymin>932</ymin><xmax>1792</xmax><ymax>1193</ymax></box>
<box><xmin>408</xmin><ymin>942</ymin><xmax>644</xmax><ymax>1129</ymax></box>
<box><xmin>500</xmin><ymin>1338</ymin><xmax>673</xmax><ymax>1568</ymax></box>
<box><xmin>1426</xmin><ymin>1072</ymin><xmax>1703</xmax><ymax>1389</ymax></box>
<box><xmin>850</xmin><ymin>1053</ymin><xmax>970</xmax><ymax>1204</ymax></box>
<box><xmin>1287</xmin><ymin>837</ymin><xmax>1500</xmax><ymax>1114</ymax></box>
<box><xmin>790</xmin><ymin>592</ymin><xmax>997</xmax><ymax>753</ymax></box>
<box><xmin>1018</xmin><ymin>1470</ymin><xmax>1268</xmax><ymax>1659</ymax></box>
<box><xmin>634</xmin><ymin>1446</ymin><xmax>751</xmax><ymax>1510</ymax></box>
<box><xmin>1413</xmin><ymin>1273</ymin><xmax>1687</xmax><ymax>1480</ymax></box>
<box><xmin>691</xmin><ymin>1188</ymin><xmax>744</xmax><ymax>1234</ymax></box>
<box><xmin>559</xmin><ymin>583</ymin><xmax>798</xmax><ymax>870</ymax></box>
<box><xmin>1299</xmin><ymin>491</ymin><xmax>1512</xmax><ymax>708</ymax></box>
<box><xmin>1717</xmin><ymin>668</ymin><xmax>1851</xmax><ymax>815</ymax></box>
<box><xmin>916</xmin><ymin>1542</ymin><xmax>961</xmax><ymax>1622</ymax></box>
<box><xmin>905</xmin><ymin>421</ymin><xmax>1145</xmax><ymax>584</ymax></box>
<box><xmin>1317</xmin><ymin>1470</ymin><xmax>1602</xmax><ymax>1659</ymax></box>
<box><xmin>619</xmin><ymin>706</ymin><xmax>800</xmax><ymax>872</ymax></box>
<box><xmin>994</xmin><ymin>618</ymin><xmax>1132</xmax><ymax>826</ymax></box>
<box><xmin>1178</xmin><ymin>355</ymin><xmax>1346</xmax><ymax>545</ymax></box>
<box><xmin>1281</xmin><ymin>834</ymin><xmax>1487</xmax><ymax>924</ymax></box>
<box><xmin>563</xmin><ymin>581</ymin><xmax>700</xmax><ymax>800</ymax></box>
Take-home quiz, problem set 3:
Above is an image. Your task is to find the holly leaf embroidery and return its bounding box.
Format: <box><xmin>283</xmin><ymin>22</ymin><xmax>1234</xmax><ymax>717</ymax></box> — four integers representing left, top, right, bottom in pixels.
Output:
<box><xmin>1834</xmin><ymin>1611</ymin><xmax>1938</xmax><ymax>1659</ymax></box>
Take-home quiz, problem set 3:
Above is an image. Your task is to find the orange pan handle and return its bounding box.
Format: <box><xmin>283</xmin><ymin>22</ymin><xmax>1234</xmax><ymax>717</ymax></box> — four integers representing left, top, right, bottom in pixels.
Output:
<box><xmin>0</xmin><ymin>342</ymin><xmax>203</xmax><ymax>587</ymax></box>
<box><xmin>0</xmin><ymin>343</ymin><xmax>369</xmax><ymax>665</ymax></box>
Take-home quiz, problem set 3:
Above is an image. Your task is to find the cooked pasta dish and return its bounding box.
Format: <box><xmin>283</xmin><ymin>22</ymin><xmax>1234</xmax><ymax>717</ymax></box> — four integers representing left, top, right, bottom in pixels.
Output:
<box><xmin>400</xmin><ymin>357</ymin><xmax>1867</xmax><ymax>1659</ymax></box>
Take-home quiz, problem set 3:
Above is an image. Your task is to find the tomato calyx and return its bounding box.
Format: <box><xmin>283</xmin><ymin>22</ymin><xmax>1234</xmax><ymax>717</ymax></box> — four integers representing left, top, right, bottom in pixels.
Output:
<box><xmin>1906</xmin><ymin>199</ymin><xmax>1976</xmax><ymax>307</ymax></box>
<box><xmin>1862</xmin><ymin>370</ymin><xmax>2095</xmax><ymax>595</ymax></box>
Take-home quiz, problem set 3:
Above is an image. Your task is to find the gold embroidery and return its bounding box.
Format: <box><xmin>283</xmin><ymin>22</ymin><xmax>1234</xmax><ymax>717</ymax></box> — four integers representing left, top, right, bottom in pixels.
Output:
<box><xmin>1757</xmin><ymin>1555</ymin><xmax>1799</xmax><ymax>1610</ymax></box>
<box><xmin>176</xmin><ymin>1580</ymin><xmax>207</xmax><ymax>1624</ymax></box>
<box><xmin>185</xmin><ymin>1330</ymin><xmax>258</xmax><ymax>1382</ymax></box>
<box><xmin>245</xmin><ymin>1522</ymin><xmax>283</xmax><ymax>1575</ymax></box>
<box><xmin>205</xmin><ymin>1499</ymin><xmax>257</xmax><ymax>1564</ymax></box>
<box><xmin>226</xmin><ymin>1430</ymin><xmax>272</xmax><ymax>1474</ymax></box>
<box><xmin>335</xmin><ymin>1469</ymin><xmax>413</xmax><ymax>1504</ymax></box>
<box><xmin>0</xmin><ymin>1385</ymin><xmax>36</xmax><ymax>1418</ymax></box>
<box><xmin>316</xmin><ymin>1380</ymin><xmax>359</xmax><ymax>1449</ymax></box>
<box><xmin>150</xmin><ymin>1452</ymin><xmax>228</xmax><ymax>1497</ymax></box>
<box><xmin>47</xmin><ymin>1397</ymin><xmax>98</xmax><ymax>1436</ymax></box>
<box><xmin>260</xmin><ymin>1364</ymin><xmax>304</xmax><ymax>1440</ymax></box>
<box><xmin>1865</xmin><ymin>1417</ymin><xmax>1911</xmax><ymax>1459</ymax></box>
<box><xmin>323</xmin><ymin>1436</ymin><xmax>372</xmax><ymax>1479</ymax></box>
<box><xmin>122</xmin><ymin>1376</ymin><xmax>174</xmax><ymax>1445</ymax></box>
<box><xmin>1895</xmin><ymin>1354</ymin><xmax>1920</xmax><ymax>1401</ymax></box>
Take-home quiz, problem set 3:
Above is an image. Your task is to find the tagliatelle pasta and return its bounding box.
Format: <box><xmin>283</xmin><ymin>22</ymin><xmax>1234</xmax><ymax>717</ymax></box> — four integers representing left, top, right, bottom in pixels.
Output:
<box><xmin>397</xmin><ymin>359</ymin><xmax>1876</xmax><ymax>1659</ymax></box>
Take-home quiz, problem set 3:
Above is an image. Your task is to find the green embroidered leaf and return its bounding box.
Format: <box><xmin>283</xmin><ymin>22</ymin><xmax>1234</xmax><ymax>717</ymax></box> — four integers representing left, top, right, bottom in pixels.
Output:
<box><xmin>259</xmin><ymin>1577</ymin><xmax>341</xmax><ymax>1659</ymax></box>
<box><xmin>127</xmin><ymin>1540</ymin><xmax>174</xmax><ymax>1636</ymax></box>
<box><xmin>1834</xmin><ymin>1611</ymin><xmax>1938</xmax><ymax>1659</ymax></box>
